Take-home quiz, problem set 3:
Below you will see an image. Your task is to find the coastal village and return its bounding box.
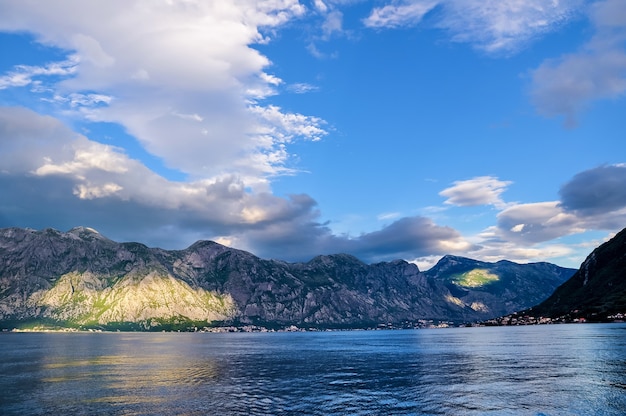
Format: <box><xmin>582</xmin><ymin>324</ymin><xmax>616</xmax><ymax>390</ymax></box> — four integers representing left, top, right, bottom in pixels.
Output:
<box><xmin>477</xmin><ymin>312</ymin><xmax>626</xmax><ymax>326</ymax></box>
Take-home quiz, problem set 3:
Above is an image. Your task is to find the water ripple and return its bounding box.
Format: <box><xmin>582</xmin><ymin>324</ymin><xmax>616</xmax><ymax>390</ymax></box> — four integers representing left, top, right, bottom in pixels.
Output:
<box><xmin>1</xmin><ymin>325</ymin><xmax>626</xmax><ymax>415</ymax></box>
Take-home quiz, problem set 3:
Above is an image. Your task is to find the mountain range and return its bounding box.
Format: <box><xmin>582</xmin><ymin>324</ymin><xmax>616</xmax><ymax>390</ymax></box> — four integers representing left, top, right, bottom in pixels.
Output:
<box><xmin>0</xmin><ymin>226</ymin><xmax>577</xmax><ymax>330</ymax></box>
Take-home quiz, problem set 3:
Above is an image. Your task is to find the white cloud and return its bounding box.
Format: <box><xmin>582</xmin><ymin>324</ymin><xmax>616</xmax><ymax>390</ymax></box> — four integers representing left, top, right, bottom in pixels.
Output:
<box><xmin>408</xmin><ymin>255</ymin><xmax>441</xmax><ymax>272</ymax></box>
<box><xmin>454</xmin><ymin>163</ymin><xmax>626</xmax><ymax>266</ymax></box>
<box><xmin>287</xmin><ymin>82</ymin><xmax>319</xmax><ymax>94</ymax></box>
<box><xmin>439</xmin><ymin>176</ymin><xmax>512</xmax><ymax>208</ymax></box>
<box><xmin>2</xmin><ymin>107</ymin><xmax>623</xmax><ymax>267</ymax></box>
<box><xmin>0</xmin><ymin>1</ymin><xmax>319</xmax><ymax>184</ymax></box>
<box><xmin>438</xmin><ymin>0</ymin><xmax>584</xmax><ymax>54</ymax></box>
<box><xmin>33</xmin><ymin>140</ymin><xmax>129</xmax><ymax>177</ymax></box>
<box><xmin>306</xmin><ymin>42</ymin><xmax>339</xmax><ymax>59</ymax></box>
<box><xmin>377</xmin><ymin>212</ymin><xmax>401</xmax><ymax>221</ymax></box>
<box><xmin>0</xmin><ymin>57</ymin><xmax>78</xmax><ymax>90</ymax></box>
<box><xmin>72</xmin><ymin>33</ymin><xmax>115</xmax><ymax>68</ymax></box>
<box><xmin>314</xmin><ymin>0</ymin><xmax>328</xmax><ymax>13</ymax></box>
<box><xmin>1</xmin><ymin>2</ymin><xmax>623</xmax><ymax>270</ymax></box>
<box><xmin>0</xmin><ymin>107</ymin><xmax>474</xmax><ymax>262</ymax></box>
<box><xmin>364</xmin><ymin>0</ymin><xmax>438</xmax><ymax>29</ymax></box>
<box><xmin>44</xmin><ymin>92</ymin><xmax>113</xmax><ymax>109</ymax></box>
<box><xmin>363</xmin><ymin>0</ymin><xmax>583</xmax><ymax>54</ymax></box>
<box><xmin>530</xmin><ymin>0</ymin><xmax>626</xmax><ymax>126</ymax></box>
<box><xmin>467</xmin><ymin>238</ymin><xmax>576</xmax><ymax>265</ymax></box>
<box><xmin>74</xmin><ymin>182</ymin><xmax>123</xmax><ymax>200</ymax></box>
<box><xmin>249</xmin><ymin>104</ymin><xmax>327</xmax><ymax>143</ymax></box>
<box><xmin>0</xmin><ymin>106</ymin><xmax>317</xmax><ymax>226</ymax></box>
<box><xmin>322</xmin><ymin>10</ymin><xmax>344</xmax><ymax>39</ymax></box>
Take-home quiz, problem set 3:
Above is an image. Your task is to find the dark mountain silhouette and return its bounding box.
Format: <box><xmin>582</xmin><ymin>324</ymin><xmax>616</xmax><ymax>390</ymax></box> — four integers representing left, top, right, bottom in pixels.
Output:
<box><xmin>527</xmin><ymin>227</ymin><xmax>626</xmax><ymax>321</ymax></box>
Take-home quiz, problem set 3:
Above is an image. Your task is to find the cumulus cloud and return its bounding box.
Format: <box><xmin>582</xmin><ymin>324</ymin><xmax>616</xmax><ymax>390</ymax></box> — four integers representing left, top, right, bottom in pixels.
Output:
<box><xmin>1</xmin><ymin>2</ymin><xmax>623</xmax><ymax>269</ymax></box>
<box><xmin>314</xmin><ymin>0</ymin><xmax>329</xmax><ymax>13</ymax></box>
<box><xmin>0</xmin><ymin>107</ymin><xmax>317</xmax><ymax>241</ymax></box>
<box><xmin>439</xmin><ymin>176</ymin><xmax>512</xmax><ymax>208</ymax></box>
<box><xmin>0</xmin><ymin>1</ymin><xmax>321</xmax><ymax>184</ymax></box>
<box><xmin>559</xmin><ymin>164</ymin><xmax>626</xmax><ymax>215</ymax></box>
<box><xmin>479</xmin><ymin>163</ymin><xmax>626</xmax><ymax>249</ymax></box>
<box><xmin>495</xmin><ymin>201</ymin><xmax>583</xmax><ymax>244</ymax></box>
<box><xmin>530</xmin><ymin>0</ymin><xmax>626</xmax><ymax>126</ymax></box>
<box><xmin>0</xmin><ymin>3</ymin><xmax>478</xmax><ymax>264</ymax></box>
<box><xmin>434</xmin><ymin>163</ymin><xmax>626</xmax><ymax>266</ymax></box>
<box><xmin>0</xmin><ymin>106</ymin><xmax>470</xmax><ymax>263</ymax></box>
<box><xmin>363</xmin><ymin>0</ymin><xmax>583</xmax><ymax>53</ymax></box>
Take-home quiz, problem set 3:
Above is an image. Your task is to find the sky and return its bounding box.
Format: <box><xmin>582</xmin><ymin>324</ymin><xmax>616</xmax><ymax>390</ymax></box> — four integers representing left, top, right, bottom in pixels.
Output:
<box><xmin>0</xmin><ymin>0</ymin><xmax>625</xmax><ymax>270</ymax></box>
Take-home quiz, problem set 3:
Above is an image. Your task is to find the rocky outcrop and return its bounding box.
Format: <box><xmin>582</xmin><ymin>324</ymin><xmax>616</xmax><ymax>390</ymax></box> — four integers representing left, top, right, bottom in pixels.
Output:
<box><xmin>0</xmin><ymin>227</ymin><xmax>575</xmax><ymax>329</ymax></box>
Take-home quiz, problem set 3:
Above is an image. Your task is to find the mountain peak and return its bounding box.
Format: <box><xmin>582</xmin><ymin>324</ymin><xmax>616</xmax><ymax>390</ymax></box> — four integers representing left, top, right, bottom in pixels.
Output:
<box><xmin>430</xmin><ymin>254</ymin><xmax>482</xmax><ymax>271</ymax></box>
<box><xmin>306</xmin><ymin>253</ymin><xmax>365</xmax><ymax>268</ymax></box>
<box><xmin>68</xmin><ymin>226</ymin><xmax>100</xmax><ymax>234</ymax></box>
<box><xmin>67</xmin><ymin>226</ymin><xmax>108</xmax><ymax>241</ymax></box>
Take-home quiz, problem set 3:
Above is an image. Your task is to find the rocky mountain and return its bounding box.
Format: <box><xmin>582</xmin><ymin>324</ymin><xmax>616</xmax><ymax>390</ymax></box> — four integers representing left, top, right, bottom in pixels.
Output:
<box><xmin>524</xmin><ymin>227</ymin><xmax>626</xmax><ymax>321</ymax></box>
<box><xmin>424</xmin><ymin>255</ymin><xmax>576</xmax><ymax>319</ymax></box>
<box><xmin>0</xmin><ymin>227</ymin><xmax>575</xmax><ymax>330</ymax></box>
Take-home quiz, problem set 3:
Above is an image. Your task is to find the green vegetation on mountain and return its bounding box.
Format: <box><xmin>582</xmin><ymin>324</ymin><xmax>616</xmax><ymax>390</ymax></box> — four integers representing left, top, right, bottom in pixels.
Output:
<box><xmin>451</xmin><ymin>269</ymin><xmax>500</xmax><ymax>288</ymax></box>
<box><xmin>424</xmin><ymin>255</ymin><xmax>575</xmax><ymax>318</ymax></box>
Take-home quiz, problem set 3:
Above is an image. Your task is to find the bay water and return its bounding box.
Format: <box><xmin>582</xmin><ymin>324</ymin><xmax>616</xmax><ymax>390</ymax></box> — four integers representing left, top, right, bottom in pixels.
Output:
<box><xmin>1</xmin><ymin>323</ymin><xmax>625</xmax><ymax>415</ymax></box>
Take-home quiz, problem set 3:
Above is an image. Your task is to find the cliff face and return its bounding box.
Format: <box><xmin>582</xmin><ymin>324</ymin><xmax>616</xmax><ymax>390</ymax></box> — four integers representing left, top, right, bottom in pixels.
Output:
<box><xmin>0</xmin><ymin>227</ymin><xmax>574</xmax><ymax>329</ymax></box>
<box><xmin>527</xmin><ymin>227</ymin><xmax>626</xmax><ymax>320</ymax></box>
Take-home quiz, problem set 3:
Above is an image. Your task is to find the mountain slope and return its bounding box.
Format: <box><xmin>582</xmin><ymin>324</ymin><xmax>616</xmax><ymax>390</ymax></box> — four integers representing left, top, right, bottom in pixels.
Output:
<box><xmin>526</xmin><ymin>227</ymin><xmax>626</xmax><ymax>321</ymax></box>
<box><xmin>0</xmin><ymin>228</ymin><xmax>237</xmax><ymax>329</ymax></box>
<box><xmin>0</xmin><ymin>227</ymin><xmax>575</xmax><ymax>330</ymax></box>
<box><xmin>424</xmin><ymin>255</ymin><xmax>576</xmax><ymax>318</ymax></box>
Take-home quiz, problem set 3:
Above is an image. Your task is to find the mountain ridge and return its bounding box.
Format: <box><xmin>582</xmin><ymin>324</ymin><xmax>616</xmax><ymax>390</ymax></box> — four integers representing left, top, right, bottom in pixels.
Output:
<box><xmin>0</xmin><ymin>226</ymin><xmax>575</xmax><ymax>330</ymax></box>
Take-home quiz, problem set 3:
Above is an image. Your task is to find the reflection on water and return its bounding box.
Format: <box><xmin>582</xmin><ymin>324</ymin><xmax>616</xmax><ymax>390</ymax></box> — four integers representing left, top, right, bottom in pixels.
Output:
<box><xmin>1</xmin><ymin>324</ymin><xmax>626</xmax><ymax>415</ymax></box>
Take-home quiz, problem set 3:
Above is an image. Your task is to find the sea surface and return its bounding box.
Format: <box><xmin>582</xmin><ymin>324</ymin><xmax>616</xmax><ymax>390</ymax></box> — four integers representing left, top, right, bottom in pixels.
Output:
<box><xmin>1</xmin><ymin>323</ymin><xmax>625</xmax><ymax>415</ymax></box>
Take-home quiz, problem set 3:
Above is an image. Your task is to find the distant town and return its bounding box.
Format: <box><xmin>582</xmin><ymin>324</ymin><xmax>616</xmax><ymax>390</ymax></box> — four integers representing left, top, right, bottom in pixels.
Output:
<box><xmin>476</xmin><ymin>312</ymin><xmax>626</xmax><ymax>326</ymax></box>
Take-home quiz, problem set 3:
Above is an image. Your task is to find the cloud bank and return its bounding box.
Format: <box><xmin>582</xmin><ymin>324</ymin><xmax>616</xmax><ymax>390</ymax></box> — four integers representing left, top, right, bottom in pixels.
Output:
<box><xmin>490</xmin><ymin>164</ymin><xmax>626</xmax><ymax>249</ymax></box>
<box><xmin>0</xmin><ymin>106</ymin><xmax>471</xmax><ymax>262</ymax></box>
<box><xmin>0</xmin><ymin>1</ymin><xmax>624</xmax><ymax>269</ymax></box>
<box><xmin>0</xmin><ymin>0</ymin><xmax>323</xmax><ymax>185</ymax></box>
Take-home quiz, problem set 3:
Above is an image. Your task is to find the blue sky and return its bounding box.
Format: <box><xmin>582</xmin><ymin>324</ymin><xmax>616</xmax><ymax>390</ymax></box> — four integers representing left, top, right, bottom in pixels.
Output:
<box><xmin>0</xmin><ymin>0</ymin><xmax>625</xmax><ymax>269</ymax></box>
